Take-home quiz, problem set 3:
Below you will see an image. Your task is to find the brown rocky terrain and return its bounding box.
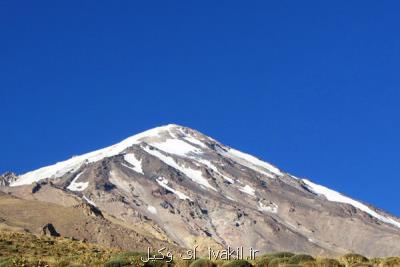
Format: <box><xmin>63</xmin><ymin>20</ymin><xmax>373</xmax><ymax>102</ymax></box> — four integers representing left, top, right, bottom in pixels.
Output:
<box><xmin>0</xmin><ymin>190</ymin><xmax>183</xmax><ymax>254</ymax></box>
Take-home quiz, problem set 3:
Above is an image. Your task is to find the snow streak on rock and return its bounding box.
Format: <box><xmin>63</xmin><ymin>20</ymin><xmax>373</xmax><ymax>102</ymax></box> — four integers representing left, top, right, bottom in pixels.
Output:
<box><xmin>302</xmin><ymin>179</ymin><xmax>400</xmax><ymax>228</ymax></box>
<box><xmin>67</xmin><ymin>172</ymin><xmax>88</xmax><ymax>191</ymax></box>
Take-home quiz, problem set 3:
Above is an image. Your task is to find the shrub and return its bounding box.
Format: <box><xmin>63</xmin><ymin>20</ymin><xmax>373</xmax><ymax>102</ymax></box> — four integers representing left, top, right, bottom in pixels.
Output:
<box><xmin>350</xmin><ymin>264</ymin><xmax>372</xmax><ymax>267</ymax></box>
<box><xmin>369</xmin><ymin>258</ymin><xmax>382</xmax><ymax>266</ymax></box>
<box><xmin>0</xmin><ymin>257</ymin><xmax>11</xmax><ymax>267</ymax></box>
<box><xmin>254</xmin><ymin>255</ymin><xmax>275</xmax><ymax>267</ymax></box>
<box><xmin>103</xmin><ymin>260</ymin><xmax>130</xmax><ymax>267</ymax></box>
<box><xmin>379</xmin><ymin>257</ymin><xmax>400</xmax><ymax>267</ymax></box>
<box><xmin>267</xmin><ymin>252</ymin><xmax>296</xmax><ymax>259</ymax></box>
<box><xmin>268</xmin><ymin>257</ymin><xmax>290</xmax><ymax>267</ymax></box>
<box><xmin>189</xmin><ymin>258</ymin><xmax>217</xmax><ymax>267</ymax></box>
<box><xmin>254</xmin><ymin>252</ymin><xmax>295</xmax><ymax>267</ymax></box>
<box><xmin>113</xmin><ymin>252</ymin><xmax>144</xmax><ymax>259</ymax></box>
<box><xmin>315</xmin><ymin>259</ymin><xmax>344</xmax><ymax>267</ymax></box>
<box><xmin>174</xmin><ymin>259</ymin><xmax>194</xmax><ymax>267</ymax></box>
<box><xmin>222</xmin><ymin>260</ymin><xmax>253</xmax><ymax>267</ymax></box>
<box><xmin>339</xmin><ymin>254</ymin><xmax>369</xmax><ymax>267</ymax></box>
<box><xmin>144</xmin><ymin>260</ymin><xmax>170</xmax><ymax>267</ymax></box>
<box><xmin>288</xmin><ymin>255</ymin><xmax>315</xmax><ymax>264</ymax></box>
<box><xmin>55</xmin><ymin>260</ymin><xmax>71</xmax><ymax>267</ymax></box>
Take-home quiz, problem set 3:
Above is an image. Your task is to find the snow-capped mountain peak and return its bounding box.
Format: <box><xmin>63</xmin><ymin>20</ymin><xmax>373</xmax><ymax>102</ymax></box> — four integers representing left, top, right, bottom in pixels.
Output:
<box><xmin>6</xmin><ymin>124</ymin><xmax>400</xmax><ymax>257</ymax></box>
<box><xmin>11</xmin><ymin>124</ymin><xmax>283</xmax><ymax>187</ymax></box>
<box><xmin>12</xmin><ymin>124</ymin><xmax>183</xmax><ymax>186</ymax></box>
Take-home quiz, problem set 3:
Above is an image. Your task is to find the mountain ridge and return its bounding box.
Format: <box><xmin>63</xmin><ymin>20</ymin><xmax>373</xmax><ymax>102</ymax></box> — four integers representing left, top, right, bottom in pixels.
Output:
<box><xmin>2</xmin><ymin>124</ymin><xmax>400</xmax><ymax>257</ymax></box>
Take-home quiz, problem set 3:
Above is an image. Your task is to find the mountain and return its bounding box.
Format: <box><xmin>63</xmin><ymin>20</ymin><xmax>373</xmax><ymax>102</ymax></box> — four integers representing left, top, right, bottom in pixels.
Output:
<box><xmin>2</xmin><ymin>124</ymin><xmax>400</xmax><ymax>257</ymax></box>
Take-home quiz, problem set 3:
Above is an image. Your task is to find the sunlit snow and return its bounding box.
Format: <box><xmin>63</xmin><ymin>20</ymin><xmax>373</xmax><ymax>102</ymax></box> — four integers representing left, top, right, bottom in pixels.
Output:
<box><xmin>258</xmin><ymin>201</ymin><xmax>278</xmax><ymax>213</ymax></box>
<box><xmin>303</xmin><ymin>179</ymin><xmax>400</xmax><ymax>229</ymax></box>
<box><xmin>239</xmin><ymin>184</ymin><xmax>256</xmax><ymax>196</ymax></box>
<box><xmin>183</xmin><ymin>136</ymin><xmax>207</xmax><ymax>148</ymax></box>
<box><xmin>67</xmin><ymin>172</ymin><xmax>88</xmax><ymax>191</ymax></box>
<box><xmin>156</xmin><ymin>177</ymin><xmax>191</xmax><ymax>200</ymax></box>
<box><xmin>83</xmin><ymin>195</ymin><xmax>96</xmax><ymax>207</ymax></box>
<box><xmin>123</xmin><ymin>153</ymin><xmax>143</xmax><ymax>174</ymax></box>
<box><xmin>223</xmin><ymin>148</ymin><xmax>282</xmax><ymax>178</ymax></box>
<box><xmin>151</xmin><ymin>139</ymin><xmax>202</xmax><ymax>157</ymax></box>
<box><xmin>195</xmin><ymin>158</ymin><xmax>235</xmax><ymax>184</ymax></box>
<box><xmin>144</xmin><ymin>146</ymin><xmax>217</xmax><ymax>191</ymax></box>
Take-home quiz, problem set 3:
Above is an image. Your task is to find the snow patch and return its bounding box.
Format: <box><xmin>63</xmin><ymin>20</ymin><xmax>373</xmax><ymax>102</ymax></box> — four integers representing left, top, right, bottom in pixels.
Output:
<box><xmin>83</xmin><ymin>195</ymin><xmax>96</xmax><ymax>207</ymax></box>
<box><xmin>223</xmin><ymin>148</ymin><xmax>282</xmax><ymax>178</ymax></box>
<box><xmin>67</xmin><ymin>172</ymin><xmax>88</xmax><ymax>191</ymax></box>
<box><xmin>258</xmin><ymin>201</ymin><xmax>278</xmax><ymax>213</ymax></box>
<box><xmin>123</xmin><ymin>153</ymin><xmax>143</xmax><ymax>174</ymax></box>
<box><xmin>226</xmin><ymin>196</ymin><xmax>236</xmax><ymax>201</ymax></box>
<box><xmin>195</xmin><ymin>158</ymin><xmax>235</xmax><ymax>184</ymax></box>
<box><xmin>183</xmin><ymin>136</ymin><xmax>207</xmax><ymax>148</ymax></box>
<box><xmin>151</xmin><ymin>139</ymin><xmax>202</xmax><ymax>157</ymax></box>
<box><xmin>239</xmin><ymin>184</ymin><xmax>256</xmax><ymax>196</ymax></box>
<box><xmin>286</xmin><ymin>222</ymin><xmax>298</xmax><ymax>229</ymax></box>
<box><xmin>147</xmin><ymin>206</ymin><xmax>157</xmax><ymax>214</ymax></box>
<box><xmin>156</xmin><ymin>177</ymin><xmax>191</xmax><ymax>200</ymax></box>
<box><xmin>144</xmin><ymin>146</ymin><xmax>217</xmax><ymax>191</ymax></box>
<box><xmin>303</xmin><ymin>179</ymin><xmax>400</xmax><ymax>229</ymax></box>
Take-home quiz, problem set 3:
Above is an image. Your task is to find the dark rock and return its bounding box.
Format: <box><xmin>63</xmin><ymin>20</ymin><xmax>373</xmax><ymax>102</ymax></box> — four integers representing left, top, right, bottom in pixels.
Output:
<box><xmin>31</xmin><ymin>182</ymin><xmax>41</xmax><ymax>193</ymax></box>
<box><xmin>41</xmin><ymin>223</ymin><xmax>60</xmax><ymax>237</ymax></box>
<box><xmin>73</xmin><ymin>202</ymin><xmax>103</xmax><ymax>218</ymax></box>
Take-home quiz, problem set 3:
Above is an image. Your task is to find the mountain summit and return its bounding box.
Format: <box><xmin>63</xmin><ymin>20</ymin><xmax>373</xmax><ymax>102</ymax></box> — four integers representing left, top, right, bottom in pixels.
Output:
<box><xmin>3</xmin><ymin>124</ymin><xmax>400</xmax><ymax>257</ymax></box>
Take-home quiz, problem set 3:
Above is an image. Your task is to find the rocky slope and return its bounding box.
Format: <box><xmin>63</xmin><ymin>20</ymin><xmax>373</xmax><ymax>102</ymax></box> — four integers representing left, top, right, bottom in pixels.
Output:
<box><xmin>0</xmin><ymin>190</ymin><xmax>183</xmax><ymax>253</ymax></box>
<box><xmin>2</xmin><ymin>124</ymin><xmax>400</xmax><ymax>257</ymax></box>
<box><xmin>0</xmin><ymin>172</ymin><xmax>17</xmax><ymax>187</ymax></box>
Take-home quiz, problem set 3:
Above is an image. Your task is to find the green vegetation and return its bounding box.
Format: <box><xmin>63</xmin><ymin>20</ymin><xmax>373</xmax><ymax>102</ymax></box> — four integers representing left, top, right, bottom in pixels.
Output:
<box><xmin>0</xmin><ymin>230</ymin><xmax>399</xmax><ymax>267</ymax></box>
<box><xmin>189</xmin><ymin>258</ymin><xmax>216</xmax><ymax>267</ymax></box>
<box><xmin>339</xmin><ymin>253</ymin><xmax>369</xmax><ymax>267</ymax></box>
<box><xmin>379</xmin><ymin>257</ymin><xmax>400</xmax><ymax>267</ymax></box>
<box><xmin>221</xmin><ymin>260</ymin><xmax>253</xmax><ymax>267</ymax></box>
<box><xmin>287</xmin><ymin>254</ymin><xmax>315</xmax><ymax>264</ymax></box>
<box><xmin>312</xmin><ymin>258</ymin><xmax>343</xmax><ymax>267</ymax></box>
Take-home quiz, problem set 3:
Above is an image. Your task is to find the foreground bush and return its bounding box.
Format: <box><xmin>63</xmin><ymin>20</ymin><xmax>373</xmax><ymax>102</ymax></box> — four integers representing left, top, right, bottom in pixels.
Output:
<box><xmin>314</xmin><ymin>258</ymin><xmax>344</xmax><ymax>267</ymax></box>
<box><xmin>189</xmin><ymin>258</ymin><xmax>216</xmax><ymax>267</ymax></box>
<box><xmin>254</xmin><ymin>255</ymin><xmax>274</xmax><ymax>267</ymax></box>
<box><xmin>301</xmin><ymin>261</ymin><xmax>318</xmax><ymax>267</ymax></box>
<box><xmin>379</xmin><ymin>257</ymin><xmax>400</xmax><ymax>267</ymax></box>
<box><xmin>287</xmin><ymin>254</ymin><xmax>315</xmax><ymax>264</ymax></box>
<box><xmin>254</xmin><ymin>252</ymin><xmax>295</xmax><ymax>267</ymax></box>
<box><xmin>173</xmin><ymin>259</ymin><xmax>194</xmax><ymax>267</ymax></box>
<box><xmin>222</xmin><ymin>259</ymin><xmax>253</xmax><ymax>267</ymax></box>
<box><xmin>254</xmin><ymin>255</ymin><xmax>275</xmax><ymax>267</ymax></box>
<box><xmin>350</xmin><ymin>263</ymin><xmax>372</xmax><ymax>267</ymax></box>
<box><xmin>268</xmin><ymin>257</ymin><xmax>291</xmax><ymax>267</ymax></box>
<box><xmin>267</xmin><ymin>252</ymin><xmax>296</xmax><ymax>259</ymax></box>
<box><xmin>103</xmin><ymin>260</ymin><xmax>130</xmax><ymax>267</ymax></box>
<box><xmin>339</xmin><ymin>254</ymin><xmax>369</xmax><ymax>267</ymax></box>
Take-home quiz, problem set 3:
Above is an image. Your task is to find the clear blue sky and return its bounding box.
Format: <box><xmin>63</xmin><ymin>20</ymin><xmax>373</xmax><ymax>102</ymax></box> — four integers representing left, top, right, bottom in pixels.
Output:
<box><xmin>1</xmin><ymin>1</ymin><xmax>399</xmax><ymax>216</ymax></box>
